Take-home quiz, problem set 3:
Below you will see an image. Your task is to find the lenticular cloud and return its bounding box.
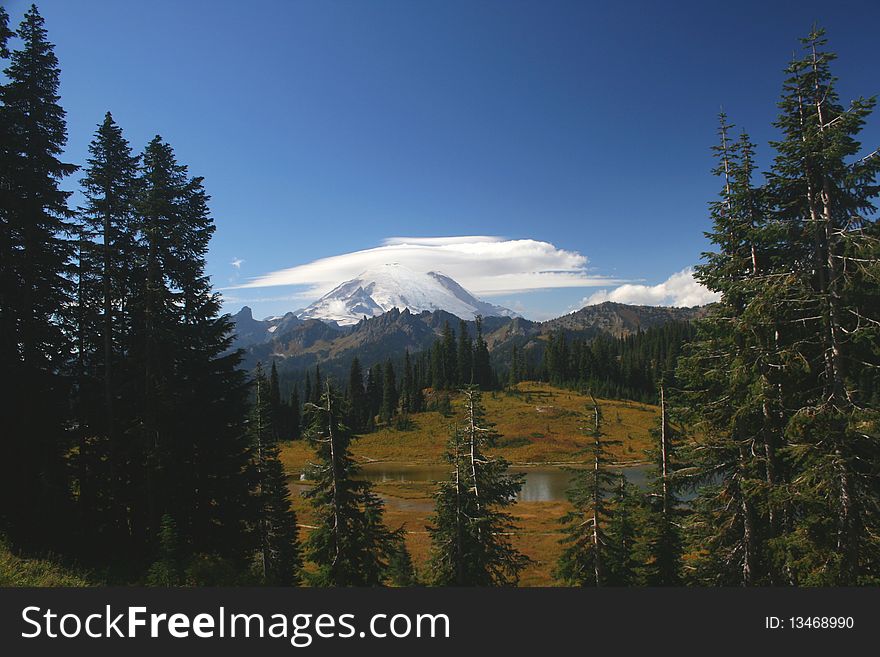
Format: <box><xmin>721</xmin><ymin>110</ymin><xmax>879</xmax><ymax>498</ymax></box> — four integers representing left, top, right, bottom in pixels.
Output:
<box><xmin>236</xmin><ymin>236</ymin><xmax>623</xmax><ymax>299</ymax></box>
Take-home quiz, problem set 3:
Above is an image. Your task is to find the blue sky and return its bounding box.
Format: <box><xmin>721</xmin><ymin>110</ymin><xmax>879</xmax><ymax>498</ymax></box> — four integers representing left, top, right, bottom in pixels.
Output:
<box><xmin>6</xmin><ymin>0</ymin><xmax>880</xmax><ymax>320</ymax></box>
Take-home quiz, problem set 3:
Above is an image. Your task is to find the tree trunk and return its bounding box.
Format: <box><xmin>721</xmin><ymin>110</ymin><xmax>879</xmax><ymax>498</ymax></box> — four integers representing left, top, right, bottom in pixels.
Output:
<box><xmin>660</xmin><ymin>385</ymin><xmax>669</xmax><ymax>517</ymax></box>
<box><xmin>591</xmin><ymin>393</ymin><xmax>603</xmax><ymax>586</ymax></box>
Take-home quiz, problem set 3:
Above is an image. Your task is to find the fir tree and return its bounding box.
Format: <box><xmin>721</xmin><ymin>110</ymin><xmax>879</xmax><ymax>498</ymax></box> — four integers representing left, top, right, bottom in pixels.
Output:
<box><xmin>146</xmin><ymin>514</ymin><xmax>183</xmax><ymax>586</ymax></box>
<box><xmin>401</xmin><ymin>350</ymin><xmax>414</xmax><ymax>413</ymax></box>
<box><xmin>604</xmin><ymin>475</ymin><xmax>641</xmax><ymax>586</ymax></box>
<box><xmin>288</xmin><ymin>385</ymin><xmax>301</xmax><ymax>441</ymax></box>
<box><xmin>472</xmin><ymin>316</ymin><xmax>491</xmax><ymax>389</ymax></box>
<box><xmin>442</xmin><ymin>321</ymin><xmax>457</xmax><ymax>389</ymax></box>
<box><xmin>347</xmin><ymin>356</ymin><xmax>367</xmax><ymax>432</ymax></box>
<box><xmin>268</xmin><ymin>361</ymin><xmax>282</xmax><ymax>439</ymax></box>
<box><xmin>430</xmin><ymin>339</ymin><xmax>445</xmax><ymax>390</ymax></box>
<box><xmin>313</xmin><ymin>364</ymin><xmax>322</xmax><ymax>404</ymax></box>
<box><xmin>387</xmin><ymin>536</ymin><xmax>418</xmax><ymax>586</ymax></box>
<box><xmin>367</xmin><ymin>363</ymin><xmax>383</xmax><ymax>421</ymax></box>
<box><xmin>128</xmin><ymin>135</ymin><xmax>253</xmax><ymax>566</ymax></box>
<box><xmin>678</xmin><ymin>113</ymin><xmax>780</xmax><ymax>586</ymax></box>
<box><xmin>0</xmin><ymin>4</ymin><xmax>77</xmax><ymax>549</ymax></box>
<box><xmin>303</xmin><ymin>383</ymin><xmax>400</xmax><ymax>586</ymax></box>
<box><xmin>381</xmin><ymin>359</ymin><xmax>398</xmax><ymax>423</ymax></box>
<box><xmin>555</xmin><ymin>395</ymin><xmax>620</xmax><ymax>586</ymax></box>
<box><xmin>681</xmin><ymin>28</ymin><xmax>880</xmax><ymax>585</ymax></box>
<box><xmin>638</xmin><ymin>385</ymin><xmax>683</xmax><ymax>586</ymax></box>
<box><xmin>456</xmin><ymin>319</ymin><xmax>472</xmax><ymax>385</ymax></box>
<box><xmin>251</xmin><ymin>364</ymin><xmax>302</xmax><ymax>585</ymax></box>
<box><xmin>508</xmin><ymin>344</ymin><xmax>519</xmax><ymax>389</ymax></box>
<box><xmin>762</xmin><ymin>28</ymin><xmax>880</xmax><ymax>584</ymax></box>
<box><xmin>75</xmin><ymin>111</ymin><xmax>141</xmax><ymax>550</ymax></box>
<box><xmin>427</xmin><ymin>387</ymin><xmax>530</xmax><ymax>585</ymax></box>
<box><xmin>0</xmin><ymin>8</ymin><xmax>12</xmax><ymax>59</ymax></box>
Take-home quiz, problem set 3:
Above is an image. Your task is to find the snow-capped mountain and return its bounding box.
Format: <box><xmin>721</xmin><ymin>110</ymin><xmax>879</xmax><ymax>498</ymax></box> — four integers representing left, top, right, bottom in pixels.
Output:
<box><xmin>297</xmin><ymin>263</ymin><xmax>519</xmax><ymax>326</ymax></box>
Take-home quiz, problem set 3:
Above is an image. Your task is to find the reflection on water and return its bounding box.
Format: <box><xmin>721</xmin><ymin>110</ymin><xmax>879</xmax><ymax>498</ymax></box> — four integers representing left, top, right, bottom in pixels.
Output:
<box><xmin>354</xmin><ymin>462</ymin><xmax>652</xmax><ymax>502</ymax></box>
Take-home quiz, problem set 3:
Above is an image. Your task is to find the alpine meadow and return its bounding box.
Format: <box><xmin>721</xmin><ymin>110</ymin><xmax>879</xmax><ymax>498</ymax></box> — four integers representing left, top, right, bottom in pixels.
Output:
<box><xmin>1</xmin><ymin>3</ymin><xmax>879</xmax><ymax>590</ymax></box>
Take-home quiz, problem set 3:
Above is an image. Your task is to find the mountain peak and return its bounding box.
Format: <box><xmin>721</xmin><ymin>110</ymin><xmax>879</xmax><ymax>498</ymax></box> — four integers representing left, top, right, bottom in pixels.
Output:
<box><xmin>297</xmin><ymin>264</ymin><xmax>519</xmax><ymax>326</ymax></box>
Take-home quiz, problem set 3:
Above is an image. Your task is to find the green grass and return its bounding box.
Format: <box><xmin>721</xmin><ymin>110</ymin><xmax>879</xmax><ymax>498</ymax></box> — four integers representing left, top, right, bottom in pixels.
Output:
<box><xmin>0</xmin><ymin>543</ymin><xmax>94</xmax><ymax>587</ymax></box>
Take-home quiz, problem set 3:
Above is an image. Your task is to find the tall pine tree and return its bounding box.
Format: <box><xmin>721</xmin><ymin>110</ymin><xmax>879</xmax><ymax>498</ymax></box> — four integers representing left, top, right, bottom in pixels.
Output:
<box><xmin>251</xmin><ymin>364</ymin><xmax>302</xmax><ymax>585</ymax></box>
<box><xmin>638</xmin><ymin>385</ymin><xmax>683</xmax><ymax>586</ymax></box>
<box><xmin>303</xmin><ymin>383</ymin><xmax>400</xmax><ymax>586</ymax></box>
<box><xmin>346</xmin><ymin>356</ymin><xmax>367</xmax><ymax>432</ymax></box>
<box><xmin>679</xmin><ymin>113</ymin><xmax>781</xmax><ymax>586</ymax></box>
<box><xmin>555</xmin><ymin>395</ymin><xmax>620</xmax><ymax>586</ymax></box>
<box><xmin>427</xmin><ymin>386</ymin><xmax>529</xmax><ymax>585</ymax></box>
<box><xmin>0</xmin><ymin>4</ymin><xmax>77</xmax><ymax>549</ymax></box>
<box><xmin>74</xmin><ymin>111</ymin><xmax>141</xmax><ymax>553</ymax></box>
<box><xmin>128</xmin><ymin>135</ymin><xmax>253</xmax><ymax>570</ymax></box>
<box><xmin>381</xmin><ymin>359</ymin><xmax>398</xmax><ymax>424</ymax></box>
<box><xmin>765</xmin><ymin>28</ymin><xmax>880</xmax><ymax>584</ymax></box>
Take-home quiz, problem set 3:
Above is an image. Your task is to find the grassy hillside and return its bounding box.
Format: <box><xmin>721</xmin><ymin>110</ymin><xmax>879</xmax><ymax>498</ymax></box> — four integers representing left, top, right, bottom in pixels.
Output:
<box><xmin>0</xmin><ymin>544</ymin><xmax>93</xmax><ymax>587</ymax></box>
<box><xmin>280</xmin><ymin>382</ymin><xmax>660</xmax><ymax>585</ymax></box>
<box><xmin>281</xmin><ymin>381</ymin><xmax>658</xmax><ymax>470</ymax></box>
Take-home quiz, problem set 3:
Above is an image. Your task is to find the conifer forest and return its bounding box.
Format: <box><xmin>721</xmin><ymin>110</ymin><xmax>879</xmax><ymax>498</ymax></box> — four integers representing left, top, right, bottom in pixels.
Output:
<box><xmin>1</xmin><ymin>5</ymin><xmax>878</xmax><ymax>587</ymax></box>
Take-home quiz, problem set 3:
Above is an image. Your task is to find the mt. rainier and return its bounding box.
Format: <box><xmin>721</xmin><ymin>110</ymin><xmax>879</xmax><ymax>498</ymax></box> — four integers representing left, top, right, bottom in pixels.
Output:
<box><xmin>297</xmin><ymin>263</ymin><xmax>519</xmax><ymax>326</ymax></box>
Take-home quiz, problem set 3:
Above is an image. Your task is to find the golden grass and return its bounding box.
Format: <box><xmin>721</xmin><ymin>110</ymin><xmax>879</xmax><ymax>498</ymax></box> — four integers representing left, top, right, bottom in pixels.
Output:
<box><xmin>288</xmin><ymin>482</ymin><xmax>570</xmax><ymax>586</ymax></box>
<box><xmin>280</xmin><ymin>382</ymin><xmax>658</xmax><ymax>472</ymax></box>
<box><xmin>281</xmin><ymin>383</ymin><xmax>659</xmax><ymax>586</ymax></box>
<box><xmin>0</xmin><ymin>544</ymin><xmax>93</xmax><ymax>587</ymax></box>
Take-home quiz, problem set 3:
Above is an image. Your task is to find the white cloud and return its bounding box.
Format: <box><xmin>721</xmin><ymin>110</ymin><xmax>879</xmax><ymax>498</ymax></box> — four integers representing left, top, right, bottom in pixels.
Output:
<box><xmin>231</xmin><ymin>257</ymin><xmax>245</xmax><ymax>269</ymax></box>
<box><xmin>381</xmin><ymin>236</ymin><xmax>503</xmax><ymax>246</ymax></box>
<box><xmin>233</xmin><ymin>236</ymin><xmax>624</xmax><ymax>299</ymax></box>
<box><xmin>582</xmin><ymin>268</ymin><xmax>719</xmax><ymax>308</ymax></box>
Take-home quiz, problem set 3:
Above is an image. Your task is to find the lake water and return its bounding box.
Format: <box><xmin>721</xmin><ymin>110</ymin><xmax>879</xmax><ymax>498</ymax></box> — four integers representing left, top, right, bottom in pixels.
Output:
<box><xmin>357</xmin><ymin>462</ymin><xmax>651</xmax><ymax>502</ymax></box>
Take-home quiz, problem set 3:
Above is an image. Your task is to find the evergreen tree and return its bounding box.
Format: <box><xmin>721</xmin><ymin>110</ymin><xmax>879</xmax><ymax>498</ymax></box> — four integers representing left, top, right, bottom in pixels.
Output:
<box><xmin>638</xmin><ymin>385</ymin><xmax>683</xmax><ymax>586</ymax></box>
<box><xmin>555</xmin><ymin>395</ymin><xmax>620</xmax><ymax>586</ymax></box>
<box><xmin>763</xmin><ymin>28</ymin><xmax>880</xmax><ymax>584</ymax></box>
<box><xmin>387</xmin><ymin>536</ymin><xmax>418</xmax><ymax>586</ymax></box>
<box><xmin>288</xmin><ymin>385</ymin><xmax>301</xmax><ymax>441</ymax></box>
<box><xmin>457</xmin><ymin>319</ymin><xmax>472</xmax><ymax>385</ymax></box>
<box><xmin>401</xmin><ymin>350</ymin><xmax>414</xmax><ymax>413</ymax></box>
<box><xmin>442</xmin><ymin>321</ymin><xmax>457</xmax><ymax>389</ymax></box>
<box><xmin>472</xmin><ymin>316</ymin><xmax>491</xmax><ymax>389</ymax></box>
<box><xmin>251</xmin><ymin>364</ymin><xmax>302</xmax><ymax>586</ymax></box>
<box><xmin>0</xmin><ymin>4</ymin><xmax>77</xmax><ymax>549</ymax></box>
<box><xmin>268</xmin><ymin>361</ymin><xmax>282</xmax><ymax>439</ymax></box>
<box><xmin>604</xmin><ymin>475</ymin><xmax>641</xmax><ymax>586</ymax></box>
<box><xmin>430</xmin><ymin>339</ymin><xmax>446</xmax><ymax>389</ymax></box>
<box><xmin>303</xmin><ymin>383</ymin><xmax>400</xmax><ymax>586</ymax></box>
<box><xmin>681</xmin><ymin>28</ymin><xmax>880</xmax><ymax>585</ymax></box>
<box><xmin>313</xmin><ymin>365</ymin><xmax>322</xmax><ymax>404</ymax></box>
<box><xmin>427</xmin><ymin>387</ymin><xmax>530</xmax><ymax>585</ymax></box>
<box><xmin>347</xmin><ymin>356</ymin><xmax>367</xmax><ymax>432</ymax></box>
<box><xmin>381</xmin><ymin>359</ymin><xmax>398</xmax><ymax>423</ymax></box>
<box><xmin>0</xmin><ymin>8</ymin><xmax>11</xmax><ymax>59</ymax></box>
<box><xmin>508</xmin><ymin>344</ymin><xmax>519</xmax><ymax>388</ymax></box>
<box><xmin>74</xmin><ymin>111</ymin><xmax>141</xmax><ymax>551</ymax></box>
<box><xmin>146</xmin><ymin>514</ymin><xmax>183</xmax><ymax>586</ymax></box>
<box><xmin>367</xmin><ymin>362</ymin><xmax>383</xmax><ymax>421</ymax></box>
<box><xmin>678</xmin><ymin>114</ymin><xmax>775</xmax><ymax>586</ymax></box>
<box><xmin>128</xmin><ymin>135</ymin><xmax>253</xmax><ymax>566</ymax></box>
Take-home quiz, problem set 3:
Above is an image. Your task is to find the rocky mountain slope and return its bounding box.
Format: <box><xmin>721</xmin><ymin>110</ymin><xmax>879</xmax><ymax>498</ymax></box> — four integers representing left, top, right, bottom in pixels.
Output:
<box><xmin>230</xmin><ymin>297</ymin><xmax>708</xmax><ymax>382</ymax></box>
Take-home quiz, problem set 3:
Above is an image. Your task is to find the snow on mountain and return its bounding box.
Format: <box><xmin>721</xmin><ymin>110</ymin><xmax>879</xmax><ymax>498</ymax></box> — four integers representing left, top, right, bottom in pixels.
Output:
<box><xmin>297</xmin><ymin>263</ymin><xmax>520</xmax><ymax>326</ymax></box>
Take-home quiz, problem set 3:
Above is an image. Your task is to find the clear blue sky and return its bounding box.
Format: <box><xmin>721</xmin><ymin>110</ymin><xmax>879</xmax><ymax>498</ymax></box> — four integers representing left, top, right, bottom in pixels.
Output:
<box><xmin>6</xmin><ymin>0</ymin><xmax>880</xmax><ymax>319</ymax></box>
